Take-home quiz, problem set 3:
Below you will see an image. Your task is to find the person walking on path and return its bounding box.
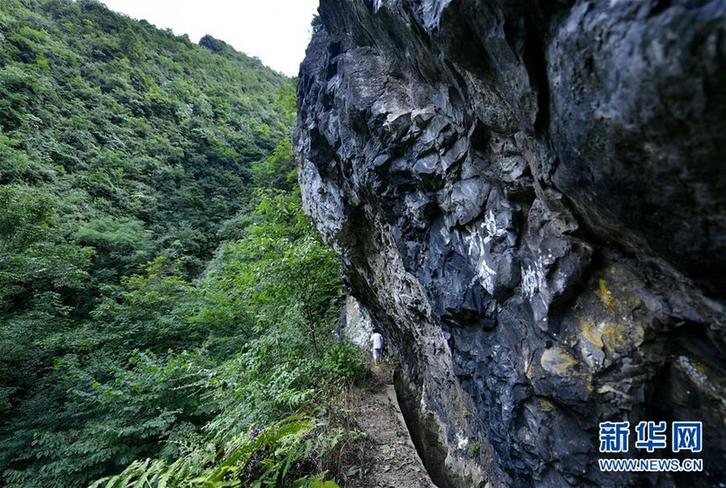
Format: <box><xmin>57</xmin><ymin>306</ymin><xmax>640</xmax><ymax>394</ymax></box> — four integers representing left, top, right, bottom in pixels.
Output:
<box><xmin>370</xmin><ymin>330</ymin><xmax>383</xmax><ymax>363</ymax></box>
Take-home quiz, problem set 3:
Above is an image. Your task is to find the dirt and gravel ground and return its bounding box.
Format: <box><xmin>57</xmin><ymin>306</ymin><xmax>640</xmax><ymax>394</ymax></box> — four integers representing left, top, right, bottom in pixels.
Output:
<box><xmin>343</xmin><ymin>363</ymin><xmax>436</xmax><ymax>488</ymax></box>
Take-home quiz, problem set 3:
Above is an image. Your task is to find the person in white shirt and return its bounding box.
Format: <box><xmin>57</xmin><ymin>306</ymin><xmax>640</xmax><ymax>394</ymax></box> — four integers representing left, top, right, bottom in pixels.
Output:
<box><xmin>370</xmin><ymin>330</ymin><xmax>383</xmax><ymax>363</ymax></box>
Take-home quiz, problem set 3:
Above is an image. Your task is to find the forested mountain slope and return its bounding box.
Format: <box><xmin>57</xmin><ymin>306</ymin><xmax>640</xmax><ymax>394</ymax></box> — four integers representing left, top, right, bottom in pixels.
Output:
<box><xmin>0</xmin><ymin>1</ymin><xmax>365</xmax><ymax>486</ymax></box>
<box><xmin>1</xmin><ymin>0</ymin><xmax>294</xmax><ymax>277</ymax></box>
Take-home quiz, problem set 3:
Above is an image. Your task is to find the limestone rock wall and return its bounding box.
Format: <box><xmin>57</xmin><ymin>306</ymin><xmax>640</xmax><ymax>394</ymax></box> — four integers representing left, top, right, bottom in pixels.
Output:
<box><xmin>339</xmin><ymin>295</ymin><xmax>375</xmax><ymax>349</ymax></box>
<box><xmin>294</xmin><ymin>1</ymin><xmax>726</xmax><ymax>486</ymax></box>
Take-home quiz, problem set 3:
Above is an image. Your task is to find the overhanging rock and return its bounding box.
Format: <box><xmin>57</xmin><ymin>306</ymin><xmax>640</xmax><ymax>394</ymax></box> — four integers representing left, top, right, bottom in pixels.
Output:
<box><xmin>294</xmin><ymin>1</ymin><xmax>726</xmax><ymax>486</ymax></box>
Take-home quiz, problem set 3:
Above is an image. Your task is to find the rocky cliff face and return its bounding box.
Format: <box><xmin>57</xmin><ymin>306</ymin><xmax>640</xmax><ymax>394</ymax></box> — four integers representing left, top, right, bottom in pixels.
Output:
<box><xmin>294</xmin><ymin>1</ymin><xmax>726</xmax><ymax>486</ymax></box>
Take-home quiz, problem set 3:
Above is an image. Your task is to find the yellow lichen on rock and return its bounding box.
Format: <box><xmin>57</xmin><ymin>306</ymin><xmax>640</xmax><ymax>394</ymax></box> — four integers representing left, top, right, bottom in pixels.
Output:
<box><xmin>540</xmin><ymin>347</ymin><xmax>578</xmax><ymax>376</ymax></box>
<box><xmin>578</xmin><ymin>318</ymin><xmax>643</xmax><ymax>357</ymax></box>
<box><xmin>598</xmin><ymin>278</ymin><xmax>615</xmax><ymax>308</ymax></box>
<box><xmin>538</xmin><ymin>398</ymin><xmax>554</xmax><ymax>412</ymax></box>
<box><xmin>585</xmin><ymin>374</ymin><xmax>594</xmax><ymax>394</ymax></box>
<box><xmin>600</xmin><ymin>322</ymin><xmax>641</xmax><ymax>352</ymax></box>
<box><xmin>579</xmin><ymin>320</ymin><xmax>604</xmax><ymax>349</ymax></box>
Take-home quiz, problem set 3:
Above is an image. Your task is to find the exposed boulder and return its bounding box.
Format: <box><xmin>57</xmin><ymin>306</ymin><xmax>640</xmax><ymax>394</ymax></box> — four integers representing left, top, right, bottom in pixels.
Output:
<box><xmin>294</xmin><ymin>1</ymin><xmax>726</xmax><ymax>486</ymax></box>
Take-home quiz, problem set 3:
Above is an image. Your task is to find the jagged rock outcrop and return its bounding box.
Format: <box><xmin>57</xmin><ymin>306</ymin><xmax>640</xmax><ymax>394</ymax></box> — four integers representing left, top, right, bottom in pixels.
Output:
<box><xmin>294</xmin><ymin>1</ymin><xmax>726</xmax><ymax>486</ymax></box>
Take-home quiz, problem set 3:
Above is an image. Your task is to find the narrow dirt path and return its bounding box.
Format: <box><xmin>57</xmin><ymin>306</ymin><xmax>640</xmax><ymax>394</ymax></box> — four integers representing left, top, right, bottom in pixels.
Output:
<box><xmin>344</xmin><ymin>363</ymin><xmax>436</xmax><ymax>488</ymax></box>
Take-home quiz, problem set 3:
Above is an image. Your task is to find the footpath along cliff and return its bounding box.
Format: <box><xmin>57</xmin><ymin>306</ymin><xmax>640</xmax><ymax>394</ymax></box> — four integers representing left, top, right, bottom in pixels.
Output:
<box><xmin>294</xmin><ymin>1</ymin><xmax>726</xmax><ymax>486</ymax></box>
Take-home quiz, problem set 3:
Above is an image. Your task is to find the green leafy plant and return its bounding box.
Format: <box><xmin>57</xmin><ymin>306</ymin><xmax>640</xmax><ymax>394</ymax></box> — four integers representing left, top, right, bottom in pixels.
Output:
<box><xmin>322</xmin><ymin>342</ymin><xmax>369</xmax><ymax>384</ymax></box>
<box><xmin>0</xmin><ymin>1</ymin><xmax>371</xmax><ymax>486</ymax></box>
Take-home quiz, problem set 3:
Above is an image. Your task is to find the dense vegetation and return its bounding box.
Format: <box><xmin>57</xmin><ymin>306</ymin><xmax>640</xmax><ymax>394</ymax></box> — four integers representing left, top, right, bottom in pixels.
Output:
<box><xmin>0</xmin><ymin>1</ymin><xmax>366</xmax><ymax>486</ymax></box>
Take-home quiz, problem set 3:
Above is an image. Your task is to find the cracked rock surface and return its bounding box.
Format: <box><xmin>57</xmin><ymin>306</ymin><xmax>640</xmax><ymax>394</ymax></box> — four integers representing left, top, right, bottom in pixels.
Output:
<box><xmin>294</xmin><ymin>1</ymin><xmax>726</xmax><ymax>486</ymax></box>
